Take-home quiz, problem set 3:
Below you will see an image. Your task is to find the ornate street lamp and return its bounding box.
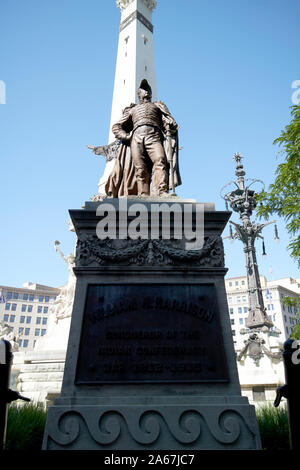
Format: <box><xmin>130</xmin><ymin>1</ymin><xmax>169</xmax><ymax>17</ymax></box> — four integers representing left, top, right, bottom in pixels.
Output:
<box><xmin>220</xmin><ymin>153</ymin><xmax>277</xmax><ymax>331</ymax></box>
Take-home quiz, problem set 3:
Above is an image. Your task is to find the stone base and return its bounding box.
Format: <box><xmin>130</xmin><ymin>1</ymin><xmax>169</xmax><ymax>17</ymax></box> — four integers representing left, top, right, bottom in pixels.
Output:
<box><xmin>42</xmin><ymin>200</ymin><xmax>262</xmax><ymax>450</ymax></box>
<box><xmin>43</xmin><ymin>395</ymin><xmax>261</xmax><ymax>450</ymax></box>
<box><xmin>13</xmin><ymin>350</ymin><xmax>65</xmax><ymax>403</ymax></box>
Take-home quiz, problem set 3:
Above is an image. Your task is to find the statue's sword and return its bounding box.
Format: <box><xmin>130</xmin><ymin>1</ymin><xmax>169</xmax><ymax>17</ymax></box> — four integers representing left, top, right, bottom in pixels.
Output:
<box><xmin>166</xmin><ymin>123</ymin><xmax>176</xmax><ymax>196</ymax></box>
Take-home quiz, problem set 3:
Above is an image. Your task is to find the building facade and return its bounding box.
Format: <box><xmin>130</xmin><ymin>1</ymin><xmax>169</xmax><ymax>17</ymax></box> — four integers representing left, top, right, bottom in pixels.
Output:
<box><xmin>0</xmin><ymin>282</ymin><xmax>60</xmax><ymax>351</ymax></box>
<box><xmin>225</xmin><ymin>275</ymin><xmax>300</xmax><ymax>348</ymax></box>
<box><xmin>225</xmin><ymin>275</ymin><xmax>299</xmax><ymax>404</ymax></box>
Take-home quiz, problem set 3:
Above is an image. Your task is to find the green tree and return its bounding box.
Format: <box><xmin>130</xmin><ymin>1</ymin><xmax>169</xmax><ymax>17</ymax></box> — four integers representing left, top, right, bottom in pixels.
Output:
<box><xmin>257</xmin><ymin>104</ymin><xmax>300</xmax><ymax>339</ymax></box>
<box><xmin>283</xmin><ymin>295</ymin><xmax>300</xmax><ymax>340</ymax></box>
<box><xmin>256</xmin><ymin>104</ymin><xmax>300</xmax><ymax>264</ymax></box>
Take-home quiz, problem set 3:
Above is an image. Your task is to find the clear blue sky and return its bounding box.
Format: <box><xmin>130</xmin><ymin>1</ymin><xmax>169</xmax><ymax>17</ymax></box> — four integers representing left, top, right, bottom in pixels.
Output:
<box><xmin>0</xmin><ymin>0</ymin><xmax>299</xmax><ymax>288</ymax></box>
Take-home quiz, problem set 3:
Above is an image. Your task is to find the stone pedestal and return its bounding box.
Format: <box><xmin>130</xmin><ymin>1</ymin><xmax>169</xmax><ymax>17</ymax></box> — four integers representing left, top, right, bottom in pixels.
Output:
<box><xmin>42</xmin><ymin>198</ymin><xmax>261</xmax><ymax>450</ymax></box>
<box><xmin>236</xmin><ymin>329</ymin><xmax>284</xmax><ymax>405</ymax></box>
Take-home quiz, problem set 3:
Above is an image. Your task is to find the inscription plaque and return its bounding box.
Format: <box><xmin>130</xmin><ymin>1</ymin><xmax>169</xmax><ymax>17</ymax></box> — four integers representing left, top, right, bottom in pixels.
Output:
<box><xmin>75</xmin><ymin>284</ymin><xmax>228</xmax><ymax>384</ymax></box>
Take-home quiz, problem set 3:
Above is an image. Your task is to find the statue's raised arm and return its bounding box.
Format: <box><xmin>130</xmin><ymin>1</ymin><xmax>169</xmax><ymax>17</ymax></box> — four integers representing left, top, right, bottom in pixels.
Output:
<box><xmin>54</xmin><ymin>241</ymin><xmax>67</xmax><ymax>264</ymax></box>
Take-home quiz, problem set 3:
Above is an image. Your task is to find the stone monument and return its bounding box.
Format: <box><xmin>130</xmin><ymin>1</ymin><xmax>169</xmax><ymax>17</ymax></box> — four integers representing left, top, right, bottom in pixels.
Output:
<box><xmin>42</xmin><ymin>1</ymin><xmax>261</xmax><ymax>450</ymax></box>
<box><xmin>43</xmin><ymin>99</ymin><xmax>261</xmax><ymax>452</ymax></box>
<box><xmin>97</xmin><ymin>0</ymin><xmax>159</xmax><ymax>196</ymax></box>
<box><xmin>13</xmin><ymin>240</ymin><xmax>76</xmax><ymax>403</ymax></box>
<box><xmin>42</xmin><ymin>197</ymin><xmax>261</xmax><ymax>449</ymax></box>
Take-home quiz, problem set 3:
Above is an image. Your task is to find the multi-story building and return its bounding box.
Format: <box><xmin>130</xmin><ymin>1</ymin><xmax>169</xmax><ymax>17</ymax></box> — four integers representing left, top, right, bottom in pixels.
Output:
<box><xmin>225</xmin><ymin>276</ymin><xmax>300</xmax><ymax>348</ymax></box>
<box><xmin>225</xmin><ymin>275</ymin><xmax>299</xmax><ymax>404</ymax></box>
<box><xmin>0</xmin><ymin>282</ymin><xmax>60</xmax><ymax>351</ymax></box>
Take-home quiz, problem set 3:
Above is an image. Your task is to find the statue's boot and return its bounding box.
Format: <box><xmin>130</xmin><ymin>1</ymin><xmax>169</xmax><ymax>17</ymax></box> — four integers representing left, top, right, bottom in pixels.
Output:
<box><xmin>137</xmin><ymin>181</ymin><xmax>150</xmax><ymax>197</ymax></box>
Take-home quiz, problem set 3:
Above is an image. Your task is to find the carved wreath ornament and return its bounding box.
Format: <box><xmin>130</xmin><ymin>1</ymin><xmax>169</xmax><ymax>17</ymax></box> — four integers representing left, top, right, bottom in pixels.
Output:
<box><xmin>75</xmin><ymin>235</ymin><xmax>224</xmax><ymax>267</ymax></box>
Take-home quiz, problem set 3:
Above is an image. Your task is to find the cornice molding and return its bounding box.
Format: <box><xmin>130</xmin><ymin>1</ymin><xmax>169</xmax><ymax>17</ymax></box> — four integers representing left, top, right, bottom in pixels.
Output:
<box><xmin>117</xmin><ymin>0</ymin><xmax>157</xmax><ymax>12</ymax></box>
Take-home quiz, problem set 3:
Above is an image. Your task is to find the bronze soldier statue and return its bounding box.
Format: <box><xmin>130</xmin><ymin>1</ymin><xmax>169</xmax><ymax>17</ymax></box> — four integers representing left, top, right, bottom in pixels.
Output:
<box><xmin>89</xmin><ymin>79</ymin><xmax>181</xmax><ymax>198</ymax></box>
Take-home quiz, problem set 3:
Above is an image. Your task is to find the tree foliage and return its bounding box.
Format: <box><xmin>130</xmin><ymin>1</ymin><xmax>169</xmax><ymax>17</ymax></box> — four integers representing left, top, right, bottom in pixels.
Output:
<box><xmin>256</xmin><ymin>104</ymin><xmax>300</xmax><ymax>264</ymax></box>
<box><xmin>283</xmin><ymin>296</ymin><xmax>300</xmax><ymax>340</ymax></box>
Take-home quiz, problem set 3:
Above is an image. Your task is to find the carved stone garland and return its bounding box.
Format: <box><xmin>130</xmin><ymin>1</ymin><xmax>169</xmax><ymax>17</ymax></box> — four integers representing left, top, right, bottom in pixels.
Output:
<box><xmin>75</xmin><ymin>235</ymin><xmax>225</xmax><ymax>267</ymax></box>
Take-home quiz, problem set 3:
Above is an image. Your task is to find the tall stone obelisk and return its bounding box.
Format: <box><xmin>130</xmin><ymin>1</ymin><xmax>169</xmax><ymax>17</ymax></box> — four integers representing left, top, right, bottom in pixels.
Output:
<box><xmin>98</xmin><ymin>0</ymin><xmax>158</xmax><ymax>195</ymax></box>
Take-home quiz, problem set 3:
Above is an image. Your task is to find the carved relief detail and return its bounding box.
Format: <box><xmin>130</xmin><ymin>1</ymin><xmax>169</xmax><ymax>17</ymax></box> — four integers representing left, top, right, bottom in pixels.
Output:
<box><xmin>75</xmin><ymin>234</ymin><xmax>224</xmax><ymax>268</ymax></box>
<box><xmin>44</xmin><ymin>405</ymin><xmax>259</xmax><ymax>449</ymax></box>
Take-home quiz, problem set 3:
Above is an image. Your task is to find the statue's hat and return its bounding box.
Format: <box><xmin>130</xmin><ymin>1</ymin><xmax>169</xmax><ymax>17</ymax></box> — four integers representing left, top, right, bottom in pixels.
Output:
<box><xmin>139</xmin><ymin>79</ymin><xmax>152</xmax><ymax>94</ymax></box>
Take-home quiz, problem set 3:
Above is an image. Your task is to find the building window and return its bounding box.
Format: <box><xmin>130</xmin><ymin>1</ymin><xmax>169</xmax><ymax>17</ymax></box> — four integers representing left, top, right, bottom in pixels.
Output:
<box><xmin>26</xmin><ymin>316</ymin><xmax>31</xmax><ymax>324</ymax></box>
<box><xmin>239</xmin><ymin>318</ymin><xmax>243</xmax><ymax>325</ymax></box>
<box><xmin>23</xmin><ymin>340</ymin><xmax>29</xmax><ymax>348</ymax></box>
<box><xmin>45</xmin><ymin>296</ymin><xmax>50</xmax><ymax>302</ymax></box>
<box><xmin>25</xmin><ymin>328</ymin><xmax>30</xmax><ymax>336</ymax></box>
<box><xmin>3</xmin><ymin>314</ymin><xmax>9</xmax><ymax>322</ymax></box>
<box><xmin>43</xmin><ymin>307</ymin><xmax>48</xmax><ymax>314</ymax></box>
<box><xmin>241</xmin><ymin>280</ymin><xmax>245</xmax><ymax>285</ymax></box>
<box><xmin>228</xmin><ymin>297</ymin><xmax>232</xmax><ymax>303</ymax></box>
<box><xmin>37</xmin><ymin>306</ymin><xmax>42</xmax><ymax>313</ymax></box>
<box><xmin>229</xmin><ymin>282</ymin><xmax>232</xmax><ymax>287</ymax></box>
<box><xmin>5</xmin><ymin>303</ymin><xmax>10</xmax><ymax>311</ymax></box>
<box><xmin>36</xmin><ymin>317</ymin><xmax>41</xmax><ymax>325</ymax></box>
<box><xmin>35</xmin><ymin>329</ymin><xmax>40</xmax><ymax>336</ymax></box>
<box><xmin>20</xmin><ymin>316</ymin><xmax>25</xmax><ymax>323</ymax></box>
<box><xmin>39</xmin><ymin>296</ymin><xmax>44</xmax><ymax>302</ymax></box>
<box><xmin>9</xmin><ymin>315</ymin><xmax>15</xmax><ymax>323</ymax></box>
<box><xmin>237</xmin><ymin>297</ymin><xmax>241</xmax><ymax>303</ymax></box>
<box><xmin>23</xmin><ymin>294</ymin><xmax>28</xmax><ymax>301</ymax></box>
<box><xmin>21</xmin><ymin>305</ymin><xmax>27</xmax><ymax>312</ymax></box>
<box><xmin>42</xmin><ymin>318</ymin><xmax>47</xmax><ymax>325</ymax></box>
<box><xmin>41</xmin><ymin>329</ymin><xmax>46</xmax><ymax>336</ymax></box>
<box><xmin>11</xmin><ymin>303</ymin><xmax>17</xmax><ymax>311</ymax></box>
<box><xmin>27</xmin><ymin>305</ymin><xmax>33</xmax><ymax>313</ymax></box>
<box><xmin>18</xmin><ymin>340</ymin><xmax>22</xmax><ymax>347</ymax></box>
<box><xmin>243</xmin><ymin>307</ymin><xmax>248</xmax><ymax>313</ymax></box>
<box><xmin>238</xmin><ymin>307</ymin><xmax>242</xmax><ymax>314</ymax></box>
<box><xmin>235</xmin><ymin>281</ymin><xmax>238</xmax><ymax>286</ymax></box>
<box><xmin>242</xmin><ymin>296</ymin><xmax>247</xmax><ymax>302</ymax></box>
<box><xmin>230</xmin><ymin>319</ymin><xmax>235</xmax><ymax>325</ymax></box>
<box><xmin>7</xmin><ymin>292</ymin><xmax>12</xmax><ymax>300</ymax></box>
<box><xmin>19</xmin><ymin>327</ymin><xmax>24</xmax><ymax>334</ymax></box>
<box><xmin>29</xmin><ymin>294</ymin><xmax>34</xmax><ymax>301</ymax></box>
<box><xmin>253</xmin><ymin>386</ymin><xmax>266</xmax><ymax>402</ymax></box>
<box><xmin>229</xmin><ymin>308</ymin><xmax>234</xmax><ymax>314</ymax></box>
<box><xmin>232</xmin><ymin>330</ymin><xmax>236</xmax><ymax>336</ymax></box>
<box><xmin>13</xmin><ymin>292</ymin><xmax>19</xmax><ymax>300</ymax></box>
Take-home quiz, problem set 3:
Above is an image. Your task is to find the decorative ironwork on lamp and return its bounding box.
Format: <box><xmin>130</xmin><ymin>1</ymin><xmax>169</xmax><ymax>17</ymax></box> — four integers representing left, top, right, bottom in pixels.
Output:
<box><xmin>220</xmin><ymin>153</ymin><xmax>276</xmax><ymax>331</ymax></box>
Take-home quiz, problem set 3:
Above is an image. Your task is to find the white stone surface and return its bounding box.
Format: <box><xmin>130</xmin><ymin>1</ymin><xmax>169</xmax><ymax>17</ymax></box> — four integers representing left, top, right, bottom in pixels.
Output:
<box><xmin>12</xmin><ymin>349</ymin><xmax>66</xmax><ymax>403</ymax></box>
<box><xmin>98</xmin><ymin>0</ymin><xmax>157</xmax><ymax>195</ymax></box>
